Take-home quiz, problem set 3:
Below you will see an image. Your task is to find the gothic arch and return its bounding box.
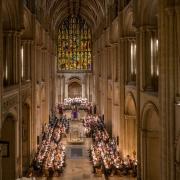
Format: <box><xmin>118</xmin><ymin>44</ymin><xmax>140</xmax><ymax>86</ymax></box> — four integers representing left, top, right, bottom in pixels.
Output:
<box><xmin>141</xmin><ymin>102</ymin><xmax>159</xmax><ymax>130</ymax></box>
<box><xmin>2</xmin><ymin>0</ymin><xmax>21</xmax><ymax>30</ymax></box>
<box><xmin>124</xmin><ymin>92</ymin><xmax>137</xmax><ymax>157</ymax></box>
<box><xmin>141</xmin><ymin>102</ymin><xmax>161</xmax><ymax>180</ymax></box>
<box><xmin>136</xmin><ymin>0</ymin><xmax>158</xmax><ymax>26</ymax></box>
<box><xmin>123</xmin><ymin>5</ymin><xmax>136</xmax><ymax>36</ymax></box>
<box><xmin>1</xmin><ymin>112</ymin><xmax>17</xmax><ymax>179</ymax></box>
<box><xmin>48</xmin><ymin>0</ymin><xmax>105</xmax><ymax>33</ymax></box>
<box><xmin>22</xmin><ymin>8</ymin><xmax>33</xmax><ymax>39</ymax></box>
<box><xmin>2</xmin><ymin>107</ymin><xmax>18</xmax><ymax>126</ymax></box>
<box><xmin>142</xmin><ymin>0</ymin><xmax>158</xmax><ymax>25</ymax></box>
<box><xmin>22</xmin><ymin>101</ymin><xmax>31</xmax><ymax>175</ymax></box>
<box><xmin>68</xmin><ymin>81</ymin><xmax>82</xmax><ymax>98</ymax></box>
<box><xmin>67</xmin><ymin>76</ymin><xmax>82</xmax><ymax>86</ymax></box>
<box><xmin>125</xmin><ymin>92</ymin><xmax>136</xmax><ymax>116</ymax></box>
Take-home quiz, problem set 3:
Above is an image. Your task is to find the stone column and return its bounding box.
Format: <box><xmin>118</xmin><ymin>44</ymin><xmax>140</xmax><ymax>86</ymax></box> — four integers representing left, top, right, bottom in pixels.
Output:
<box><xmin>41</xmin><ymin>48</ymin><xmax>46</xmax><ymax>82</ymax></box>
<box><xmin>21</xmin><ymin>40</ymin><xmax>26</xmax><ymax>81</ymax></box>
<box><xmin>102</xmin><ymin>46</ymin><xmax>108</xmax><ymax>121</ymax></box>
<box><xmin>3</xmin><ymin>31</ymin><xmax>20</xmax><ymax>86</ymax></box>
<box><xmin>45</xmin><ymin>48</ymin><xmax>50</xmax><ymax>122</ymax></box>
<box><xmin>162</xmin><ymin>7</ymin><xmax>175</xmax><ymax>180</ymax></box>
<box><xmin>0</xmin><ymin>0</ymin><xmax>2</xmax><ymax>179</ymax></box>
<box><xmin>65</xmin><ymin>82</ymin><xmax>68</xmax><ymax>98</ymax></box>
<box><xmin>60</xmin><ymin>75</ymin><xmax>65</xmax><ymax>102</ymax></box>
<box><xmin>86</xmin><ymin>74</ymin><xmax>90</xmax><ymax>100</ymax></box>
<box><xmin>175</xmin><ymin>7</ymin><xmax>180</xmax><ymax>179</ymax></box>
<box><xmin>30</xmin><ymin>40</ymin><xmax>38</xmax><ymax>155</ymax></box>
<box><xmin>21</xmin><ymin>40</ymin><xmax>32</xmax><ymax>81</ymax></box>
<box><xmin>82</xmin><ymin>82</ymin><xmax>85</xmax><ymax>98</ymax></box>
<box><xmin>16</xmin><ymin>32</ymin><xmax>22</xmax><ymax>177</ymax></box>
<box><xmin>119</xmin><ymin>38</ymin><xmax>125</xmax><ymax>151</ymax></box>
<box><xmin>107</xmin><ymin>45</ymin><xmax>113</xmax><ymax>79</ymax></box>
<box><xmin>27</xmin><ymin>41</ymin><xmax>31</xmax><ymax>81</ymax></box>
<box><xmin>126</xmin><ymin>37</ymin><xmax>136</xmax><ymax>83</ymax></box>
<box><xmin>36</xmin><ymin>45</ymin><xmax>42</xmax><ymax>83</ymax></box>
<box><xmin>136</xmin><ymin>29</ymin><xmax>141</xmax><ymax>180</ymax></box>
<box><xmin>139</xmin><ymin>27</ymin><xmax>157</xmax><ymax>91</ymax></box>
<box><xmin>51</xmin><ymin>52</ymin><xmax>56</xmax><ymax>108</ymax></box>
<box><xmin>175</xmin><ymin>6</ymin><xmax>180</xmax><ymax>97</ymax></box>
<box><xmin>112</xmin><ymin>43</ymin><xmax>118</xmax><ymax>137</ymax></box>
<box><xmin>30</xmin><ymin>39</ymin><xmax>39</xmax><ymax>155</ymax></box>
<box><xmin>57</xmin><ymin>76</ymin><xmax>61</xmax><ymax>103</ymax></box>
<box><xmin>25</xmin><ymin>41</ymin><xmax>29</xmax><ymax>81</ymax></box>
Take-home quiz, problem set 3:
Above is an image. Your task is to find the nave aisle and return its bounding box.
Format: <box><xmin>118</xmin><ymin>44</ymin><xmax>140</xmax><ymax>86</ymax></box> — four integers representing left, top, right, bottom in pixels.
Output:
<box><xmin>34</xmin><ymin>120</ymin><xmax>135</xmax><ymax>180</ymax></box>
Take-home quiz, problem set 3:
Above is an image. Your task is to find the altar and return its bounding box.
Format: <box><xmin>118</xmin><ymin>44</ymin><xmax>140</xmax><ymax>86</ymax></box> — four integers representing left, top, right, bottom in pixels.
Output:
<box><xmin>68</xmin><ymin>128</ymin><xmax>84</xmax><ymax>144</ymax></box>
<box><xmin>67</xmin><ymin>121</ymin><xmax>85</xmax><ymax>144</ymax></box>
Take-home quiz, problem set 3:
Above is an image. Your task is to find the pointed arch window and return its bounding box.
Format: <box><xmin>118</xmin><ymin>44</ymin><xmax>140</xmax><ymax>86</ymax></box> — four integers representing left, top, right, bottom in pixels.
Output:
<box><xmin>57</xmin><ymin>15</ymin><xmax>92</xmax><ymax>72</ymax></box>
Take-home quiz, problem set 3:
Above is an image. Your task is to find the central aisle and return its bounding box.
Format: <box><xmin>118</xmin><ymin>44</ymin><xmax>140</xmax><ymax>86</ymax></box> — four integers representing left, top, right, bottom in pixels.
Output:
<box><xmin>35</xmin><ymin>118</ymin><xmax>135</xmax><ymax>180</ymax></box>
<box><xmin>61</xmin><ymin>120</ymin><xmax>102</xmax><ymax>180</ymax></box>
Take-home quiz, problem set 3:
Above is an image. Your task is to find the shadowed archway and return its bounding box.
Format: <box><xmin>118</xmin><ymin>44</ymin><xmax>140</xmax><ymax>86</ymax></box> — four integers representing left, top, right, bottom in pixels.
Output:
<box><xmin>68</xmin><ymin>82</ymin><xmax>82</xmax><ymax>98</ymax></box>
<box><xmin>2</xmin><ymin>114</ymin><xmax>16</xmax><ymax>180</ymax></box>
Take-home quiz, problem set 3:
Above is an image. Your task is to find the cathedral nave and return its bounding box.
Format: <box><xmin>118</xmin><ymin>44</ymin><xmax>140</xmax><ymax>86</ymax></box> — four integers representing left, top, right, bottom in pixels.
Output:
<box><xmin>0</xmin><ymin>0</ymin><xmax>180</xmax><ymax>180</ymax></box>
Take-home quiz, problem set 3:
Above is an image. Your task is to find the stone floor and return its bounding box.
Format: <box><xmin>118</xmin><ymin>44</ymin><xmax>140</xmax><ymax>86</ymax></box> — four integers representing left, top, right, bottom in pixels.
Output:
<box><xmin>34</xmin><ymin>120</ymin><xmax>136</xmax><ymax>180</ymax></box>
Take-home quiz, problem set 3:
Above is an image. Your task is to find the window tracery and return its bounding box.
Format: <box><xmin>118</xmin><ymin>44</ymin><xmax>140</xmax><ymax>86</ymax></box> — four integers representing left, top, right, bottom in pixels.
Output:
<box><xmin>57</xmin><ymin>15</ymin><xmax>92</xmax><ymax>72</ymax></box>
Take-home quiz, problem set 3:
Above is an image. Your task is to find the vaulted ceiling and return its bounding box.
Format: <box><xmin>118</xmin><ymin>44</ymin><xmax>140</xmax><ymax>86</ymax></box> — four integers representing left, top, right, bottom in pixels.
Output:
<box><xmin>46</xmin><ymin>0</ymin><xmax>106</xmax><ymax>33</ymax></box>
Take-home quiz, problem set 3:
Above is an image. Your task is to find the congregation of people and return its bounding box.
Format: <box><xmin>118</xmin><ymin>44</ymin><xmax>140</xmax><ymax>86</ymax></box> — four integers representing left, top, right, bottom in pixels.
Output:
<box><xmin>27</xmin><ymin>97</ymin><xmax>137</xmax><ymax>178</ymax></box>
<box><xmin>83</xmin><ymin>115</ymin><xmax>137</xmax><ymax>177</ymax></box>
<box><xmin>27</xmin><ymin>114</ymin><xmax>69</xmax><ymax>177</ymax></box>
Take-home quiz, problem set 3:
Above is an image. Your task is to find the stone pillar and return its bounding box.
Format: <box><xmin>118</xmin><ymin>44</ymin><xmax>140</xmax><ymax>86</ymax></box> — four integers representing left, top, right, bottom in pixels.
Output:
<box><xmin>125</xmin><ymin>37</ymin><xmax>136</xmax><ymax>83</ymax></box>
<box><xmin>21</xmin><ymin>40</ymin><xmax>32</xmax><ymax>81</ymax></box>
<box><xmin>41</xmin><ymin>48</ymin><xmax>46</xmax><ymax>82</ymax></box>
<box><xmin>30</xmin><ymin>40</ymin><xmax>38</xmax><ymax>156</ymax></box>
<box><xmin>136</xmin><ymin>29</ymin><xmax>141</xmax><ymax>180</ymax></box>
<box><xmin>111</xmin><ymin>43</ymin><xmax>119</xmax><ymax>138</ymax></box>
<box><xmin>25</xmin><ymin>41</ymin><xmax>30</xmax><ymax>81</ymax></box>
<box><xmin>51</xmin><ymin>53</ymin><xmax>56</xmax><ymax>108</ymax></box>
<box><xmin>82</xmin><ymin>82</ymin><xmax>85</xmax><ymax>98</ymax></box>
<box><xmin>124</xmin><ymin>115</ymin><xmax>137</xmax><ymax>157</ymax></box>
<box><xmin>101</xmin><ymin>46</ymin><xmax>107</xmax><ymax>120</ymax></box>
<box><xmin>60</xmin><ymin>75</ymin><xmax>65</xmax><ymax>102</ymax></box>
<box><xmin>107</xmin><ymin>46</ymin><xmax>112</xmax><ymax>79</ymax></box>
<box><xmin>57</xmin><ymin>76</ymin><xmax>61</xmax><ymax>103</ymax></box>
<box><xmin>139</xmin><ymin>27</ymin><xmax>157</xmax><ymax>91</ymax></box>
<box><xmin>27</xmin><ymin>41</ymin><xmax>31</xmax><ymax>81</ymax></box>
<box><xmin>65</xmin><ymin>82</ymin><xmax>68</xmax><ymax>98</ymax></box>
<box><xmin>36</xmin><ymin>46</ymin><xmax>42</xmax><ymax>83</ymax></box>
<box><xmin>89</xmin><ymin>74</ymin><xmax>93</xmax><ymax>102</ymax></box>
<box><xmin>0</xmin><ymin>1</ymin><xmax>3</xmax><ymax>179</ymax></box>
<box><xmin>15</xmin><ymin>32</ymin><xmax>22</xmax><ymax>178</ymax></box>
<box><xmin>160</xmin><ymin>6</ymin><xmax>175</xmax><ymax>180</ymax></box>
<box><xmin>45</xmin><ymin>49</ymin><xmax>50</xmax><ymax>122</ymax></box>
<box><xmin>119</xmin><ymin>38</ymin><xmax>125</xmax><ymax>151</ymax></box>
<box><xmin>175</xmin><ymin>6</ymin><xmax>180</xmax><ymax>179</ymax></box>
<box><xmin>86</xmin><ymin>74</ymin><xmax>90</xmax><ymax>100</ymax></box>
<box><xmin>21</xmin><ymin>40</ymin><xmax>26</xmax><ymax>81</ymax></box>
<box><xmin>175</xmin><ymin>7</ymin><xmax>180</xmax><ymax>97</ymax></box>
<box><xmin>92</xmin><ymin>48</ymin><xmax>98</xmax><ymax>104</ymax></box>
<box><xmin>3</xmin><ymin>31</ymin><xmax>20</xmax><ymax>86</ymax></box>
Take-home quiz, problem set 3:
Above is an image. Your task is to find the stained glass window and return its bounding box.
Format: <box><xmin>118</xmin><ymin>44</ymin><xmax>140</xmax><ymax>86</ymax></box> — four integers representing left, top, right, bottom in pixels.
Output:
<box><xmin>57</xmin><ymin>15</ymin><xmax>92</xmax><ymax>72</ymax></box>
